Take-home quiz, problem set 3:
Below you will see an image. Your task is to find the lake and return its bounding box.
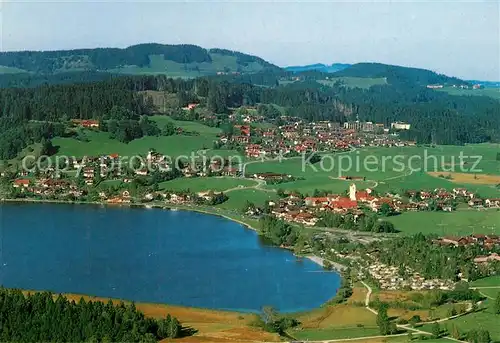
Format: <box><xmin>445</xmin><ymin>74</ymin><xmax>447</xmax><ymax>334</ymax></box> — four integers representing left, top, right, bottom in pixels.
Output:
<box><xmin>0</xmin><ymin>203</ymin><xmax>341</xmax><ymax>312</ymax></box>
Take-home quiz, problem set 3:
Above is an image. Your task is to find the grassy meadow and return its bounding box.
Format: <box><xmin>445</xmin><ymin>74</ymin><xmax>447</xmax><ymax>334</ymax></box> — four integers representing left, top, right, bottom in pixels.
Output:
<box><xmin>246</xmin><ymin>144</ymin><xmax>500</xmax><ymax>197</ymax></box>
<box><xmin>318</xmin><ymin>77</ymin><xmax>388</xmax><ymax>89</ymax></box>
<box><xmin>52</xmin><ymin>131</ymin><xmax>216</xmax><ymax>158</ymax></box>
<box><xmin>150</xmin><ymin>115</ymin><xmax>222</xmax><ymax>135</ymax></box>
<box><xmin>387</xmin><ymin>209</ymin><xmax>500</xmax><ymax>236</ymax></box>
<box><xmin>107</xmin><ymin>53</ymin><xmax>267</xmax><ymax>77</ymax></box>
<box><xmin>419</xmin><ymin>299</ymin><xmax>500</xmax><ymax>342</ymax></box>
<box><xmin>215</xmin><ymin>189</ymin><xmax>278</xmax><ymax>211</ymax></box>
<box><xmin>471</xmin><ymin>276</ymin><xmax>500</xmax><ymax>287</ymax></box>
<box><xmin>439</xmin><ymin>86</ymin><xmax>500</xmax><ymax>101</ymax></box>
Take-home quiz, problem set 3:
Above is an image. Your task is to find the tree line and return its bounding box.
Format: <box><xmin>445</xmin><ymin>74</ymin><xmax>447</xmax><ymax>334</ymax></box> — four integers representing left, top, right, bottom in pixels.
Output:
<box><xmin>0</xmin><ymin>288</ymin><xmax>186</xmax><ymax>342</ymax></box>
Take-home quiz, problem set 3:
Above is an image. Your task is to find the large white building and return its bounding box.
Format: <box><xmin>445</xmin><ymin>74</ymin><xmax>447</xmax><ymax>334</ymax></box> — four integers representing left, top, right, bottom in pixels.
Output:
<box><xmin>391</xmin><ymin>122</ymin><xmax>411</xmax><ymax>130</ymax></box>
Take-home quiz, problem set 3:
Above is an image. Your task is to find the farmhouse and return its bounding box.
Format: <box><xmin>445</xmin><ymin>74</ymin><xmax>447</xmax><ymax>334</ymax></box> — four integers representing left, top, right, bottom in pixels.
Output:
<box><xmin>293</xmin><ymin>212</ymin><xmax>318</xmax><ymax>226</ymax></box>
<box><xmin>435</xmin><ymin>234</ymin><xmax>500</xmax><ymax>247</ymax></box>
<box><xmin>183</xmin><ymin>103</ymin><xmax>198</xmax><ymax>110</ymax></box>
<box><xmin>13</xmin><ymin>179</ymin><xmax>30</xmax><ymax>188</ymax></box>
<box><xmin>71</xmin><ymin>119</ymin><xmax>100</xmax><ymax>128</ymax></box>
<box><xmin>468</xmin><ymin>198</ymin><xmax>484</xmax><ymax>208</ymax></box>
<box><xmin>474</xmin><ymin>253</ymin><xmax>500</xmax><ymax>264</ymax></box>
<box><xmin>485</xmin><ymin>198</ymin><xmax>500</xmax><ymax>208</ymax></box>
<box><xmin>305</xmin><ymin>197</ymin><xmax>329</xmax><ymax>207</ymax></box>
<box><xmin>252</xmin><ymin>173</ymin><xmax>290</xmax><ymax>181</ymax></box>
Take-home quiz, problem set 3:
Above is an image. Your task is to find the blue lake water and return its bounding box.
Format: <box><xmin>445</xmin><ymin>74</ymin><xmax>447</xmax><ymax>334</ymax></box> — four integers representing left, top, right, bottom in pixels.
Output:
<box><xmin>0</xmin><ymin>203</ymin><xmax>341</xmax><ymax>312</ymax></box>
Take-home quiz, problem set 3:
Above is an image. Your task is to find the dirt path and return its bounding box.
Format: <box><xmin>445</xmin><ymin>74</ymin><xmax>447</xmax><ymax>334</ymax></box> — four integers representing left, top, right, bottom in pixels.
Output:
<box><xmin>358</xmin><ymin>281</ymin><xmax>470</xmax><ymax>343</ymax></box>
<box><xmin>222</xmin><ymin>177</ymin><xmax>276</xmax><ymax>194</ymax></box>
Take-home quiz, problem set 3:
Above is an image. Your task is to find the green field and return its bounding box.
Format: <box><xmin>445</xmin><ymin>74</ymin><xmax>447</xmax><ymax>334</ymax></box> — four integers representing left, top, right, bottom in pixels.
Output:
<box><xmin>292</xmin><ymin>326</ymin><xmax>381</xmax><ymax>340</ymax></box>
<box><xmin>215</xmin><ymin>189</ymin><xmax>278</xmax><ymax>211</ymax></box>
<box><xmin>318</xmin><ymin>77</ymin><xmax>388</xmax><ymax>89</ymax></box>
<box><xmin>475</xmin><ymin>289</ymin><xmax>500</xmax><ymax>300</ymax></box>
<box><xmin>53</xmin><ymin>132</ymin><xmax>215</xmax><ymax>158</ymax></box>
<box><xmin>263</xmin><ymin>176</ymin><xmax>373</xmax><ymax>195</ymax></box>
<box><xmin>439</xmin><ymin>87</ymin><xmax>500</xmax><ymax>101</ymax></box>
<box><xmin>150</xmin><ymin>115</ymin><xmax>222</xmax><ymax>135</ymax></box>
<box><xmin>159</xmin><ymin>177</ymin><xmax>257</xmax><ymax>192</ymax></box>
<box><xmin>245</xmin><ymin>145</ymin><xmax>500</xmax><ymax>197</ymax></box>
<box><xmin>387</xmin><ymin>209</ymin><xmax>500</xmax><ymax>236</ymax></box>
<box><xmin>420</xmin><ymin>300</ymin><xmax>500</xmax><ymax>342</ymax></box>
<box><xmin>471</xmin><ymin>276</ymin><xmax>500</xmax><ymax>287</ymax></box>
<box><xmin>0</xmin><ymin>66</ymin><xmax>29</xmax><ymax>74</ymax></box>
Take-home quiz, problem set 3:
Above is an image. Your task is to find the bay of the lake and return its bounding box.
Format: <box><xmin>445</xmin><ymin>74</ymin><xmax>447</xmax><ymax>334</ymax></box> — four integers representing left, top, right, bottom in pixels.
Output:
<box><xmin>0</xmin><ymin>203</ymin><xmax>341</xmax><ymax>312</ymax></box>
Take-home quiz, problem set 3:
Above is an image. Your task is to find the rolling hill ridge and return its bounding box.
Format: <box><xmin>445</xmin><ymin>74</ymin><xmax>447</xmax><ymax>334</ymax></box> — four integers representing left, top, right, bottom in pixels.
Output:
<box><xmin>284</xmin><ymin>63</ymin><xmax>351</xmax><ymax>73</ymax></box>
<box><xmin>0</xmin><ymin>43</ymin><xmax>281</xmax><ymax>76</ymax></box>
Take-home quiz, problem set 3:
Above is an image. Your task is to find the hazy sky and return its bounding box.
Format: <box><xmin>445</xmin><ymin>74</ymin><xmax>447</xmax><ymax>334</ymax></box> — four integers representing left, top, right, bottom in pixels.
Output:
<box><xmin>0</xmin><ymin>0</ymin><xmax>499</xmax><ymax>80</ymax></box>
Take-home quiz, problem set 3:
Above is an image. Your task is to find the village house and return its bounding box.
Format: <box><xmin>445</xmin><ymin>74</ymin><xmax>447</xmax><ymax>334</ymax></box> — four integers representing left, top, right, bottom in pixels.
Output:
<box><xmin>245</xmin><ymin>144</ymin><xmax>263</xmax><ymax>158</ymax></box>
<box><xmin>474</xmin><ymin>253</ymin><xmax>500</xmax><ymax>264</ymax></box>
<box><xmin>168</xmin><ymin>193</ymin><xmax>189</xmax><ymax>204</ymax></box>
<box><xmin>305</xmin><ymin>197</ymin><xmax>329</xmax><ymax>207</ymax></box>
<box><xmin>252</xmin><ymin>173</ymin><xmax>291</xmax><ymax>182</ymax></box>
<box><xmin>485</xmin><ymin>199</ymin><xmax>500</xmax><ymax>208</ymax></box>
<box><xmin>183</xmin><ymin>103</ymin><xmax>198</xmax><ymax>110</ymax></box>
<box><xmin>83</xmin><ymin>167</ymin><xmax>95</xmax><ymax>179</ymax></box>
<box><xmin>293</xmin><ymin>212</ymin><xmax>318</xmax><ymax>226</ymax></box>
<box><xmin>232</xmin><ymin>135</ymin><xmax>250</xmax><ymax>144</ymax></box>
<box><xmin>468</xmin><ymin>198</ymin><xmax>484</xmax><ymax>208</ymax></box>
<box><xmin>435</xmin><ymin>234</ymin><xmax>500</xmax><ymax>248</ymax></box>
<box><xmin>71</xmin><ymin>119</ymin><xmax>100</xmax><ymax>129</ymax></box>
<box><xmin>439</xmin><ymin>236</ymin><xmax>473</xmax><ymax>247</ymax></box>
<box><xmin>452</xmin><ymin>188</ymin><xmax>474</xmax><ymax>198</ymax></box>
<box><xmin>13</xmin><ymin>179</ymin><xmax>30</xmax><ymax>188</ymax></box>
<box><xmin>221</xmin><ymin>166</ymin><xmax>239</xmax><ymax>177</ymax></box>
<box><xmin>234</xmin><ymin>125</ymin><xmax>251</xmax><ymax>136</ymax></box>
<box><xmin>135</xmin><ymin>169</ymin><xmax>149</xmax><ymax>176</ymax></box>
<box><xmin>329</xmin><ymin>198</ymin><xmax>358</xmax><ymax>212</ymax></box>
<box><xmin>197</xmin><ymin>190</ymin><xmax>222</xmax><ymax>201</ymax></box>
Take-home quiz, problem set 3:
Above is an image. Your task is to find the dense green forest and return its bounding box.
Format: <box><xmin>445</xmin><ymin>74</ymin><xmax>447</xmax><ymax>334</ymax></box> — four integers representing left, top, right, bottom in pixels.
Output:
<box><xmin>0</xmin><ymin>71</ymin><xmax>498</xmax><ymax>159</ymax></box>
<box><xmin>0</xmin><ymin>288</ymin><xmax>184</xmax><ymax>342</ymax></box>
<box><xmin>0</xmin><ymin>71</ymin><xmax>120</xmax><ymax>88</ymax></box>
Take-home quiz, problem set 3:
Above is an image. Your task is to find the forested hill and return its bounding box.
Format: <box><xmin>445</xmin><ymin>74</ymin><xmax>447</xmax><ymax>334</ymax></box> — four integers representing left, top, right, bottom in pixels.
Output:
<box><xmin>0</xmin><ymin>43</ymin><xmax>281</xmax><ymax>76</ymax></box>
<box><xmin>333</xmin><ymin>63</ymin><xmax>468</xmax><ymax>87</ymax></box>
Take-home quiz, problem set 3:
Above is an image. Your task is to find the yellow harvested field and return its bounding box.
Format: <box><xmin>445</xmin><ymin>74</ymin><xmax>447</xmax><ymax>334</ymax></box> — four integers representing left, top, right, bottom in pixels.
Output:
<box><xmin>428</xmin><ymin>172</ymin><xmax>500</xmax><ymax>185</ymax></box>
<box><xmin>298</xmin><ymin>304</ymin><xmax>377</xmax><ymax>329</ymax></box>
<box><xmin>347</xmin><ymin>286</ymin><xmax>368</xmax><ymax>304</ymax></box>
<box><xmin>374</xmin><ymin>290</ymin><xmax>418</xmax><ymax>302</ymax></box>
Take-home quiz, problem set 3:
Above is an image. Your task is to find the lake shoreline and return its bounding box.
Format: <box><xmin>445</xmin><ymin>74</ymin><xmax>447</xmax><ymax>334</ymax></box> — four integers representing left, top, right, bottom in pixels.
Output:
<box><xmin>0</xmin><ymin>196</ymin><xmax>259</xmax><ymax>230</ymax></box>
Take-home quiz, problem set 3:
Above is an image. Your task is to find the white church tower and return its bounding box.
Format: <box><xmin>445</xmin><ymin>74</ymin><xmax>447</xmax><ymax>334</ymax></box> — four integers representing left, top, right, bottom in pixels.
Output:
<box><xmin>349</xmin><ymin>183</ymin><xmax>357</xmax><ymax>201</ymax></box>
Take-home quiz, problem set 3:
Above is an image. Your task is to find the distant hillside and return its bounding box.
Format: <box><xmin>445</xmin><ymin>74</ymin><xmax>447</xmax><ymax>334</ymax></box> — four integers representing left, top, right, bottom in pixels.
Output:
<box><xmin>284</xmin><ymin>63</ymin><xmax>351</xmax><ymax>73</ymax></box>
<box><xmin>333</xmin><ymin>63</ymin><xmax>468</xmax><ymax>87</ymax></box>
<box><xmin>0</xmin><ymin>43</ymin><xmax>281</xmax><ymax>77</ymax></box>
<box><xmin>468</xmin><ymin>80</ymin><xmax>500</xmax><ymax>88</ymax></box>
